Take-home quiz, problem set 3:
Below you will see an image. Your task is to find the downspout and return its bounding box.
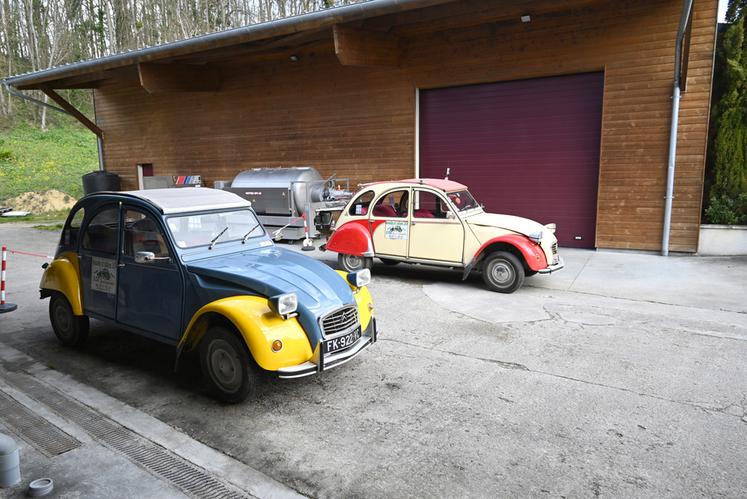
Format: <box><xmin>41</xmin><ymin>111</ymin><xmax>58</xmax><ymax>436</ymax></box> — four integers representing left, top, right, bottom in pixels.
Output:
<box><xmin>92</xmin><ymin>94</ymin><xmax>104</xmax><ymax>171</ymax></box>
<box><xmin>662</xmin><ymin>0</ymin><xmax>694</xmax><ymax>256</ymax></box>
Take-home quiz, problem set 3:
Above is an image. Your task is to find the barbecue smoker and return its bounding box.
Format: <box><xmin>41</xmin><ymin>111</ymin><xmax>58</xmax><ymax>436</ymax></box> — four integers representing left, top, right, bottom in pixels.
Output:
<box><xmin>225</xmin><ymin>167</ymin><xmax>351</xmax><ymax>242</ymax></box>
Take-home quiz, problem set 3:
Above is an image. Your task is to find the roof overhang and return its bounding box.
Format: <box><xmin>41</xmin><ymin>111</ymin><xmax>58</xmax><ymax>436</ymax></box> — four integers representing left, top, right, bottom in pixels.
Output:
<box><xmin>3</xmin><ymin>0</ymin><xmax>457</xmax><ymax>91</ymax></box>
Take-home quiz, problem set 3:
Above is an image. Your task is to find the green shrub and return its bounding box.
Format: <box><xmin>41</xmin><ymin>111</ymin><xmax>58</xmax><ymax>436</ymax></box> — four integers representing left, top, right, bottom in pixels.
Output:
<box><xmin>705</xmin><ymin>193</ymin><xmax>747</xmax><ymax>225</ymax></box>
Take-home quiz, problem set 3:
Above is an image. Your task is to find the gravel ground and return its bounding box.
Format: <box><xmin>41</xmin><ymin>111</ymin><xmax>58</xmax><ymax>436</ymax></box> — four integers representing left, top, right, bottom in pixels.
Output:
<box><xmin>0</xmin><ymin>224</ymin><xmax>745</xmax><ymax>498</ymax></box>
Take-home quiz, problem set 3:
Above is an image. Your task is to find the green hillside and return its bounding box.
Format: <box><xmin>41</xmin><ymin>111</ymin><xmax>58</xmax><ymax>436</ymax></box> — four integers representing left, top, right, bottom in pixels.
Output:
<box><xmin>0</xmin><ymin>125</ymin><xmax>98</xmax><ymax>202</ymax></box>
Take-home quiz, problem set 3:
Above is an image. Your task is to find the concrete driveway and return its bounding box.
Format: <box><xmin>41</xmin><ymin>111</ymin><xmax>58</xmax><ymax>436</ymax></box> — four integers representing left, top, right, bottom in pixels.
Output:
<box><xmin>0</xmin><ymin>224</ymin><xmax>745</xmax><ymax>498</ymax></box>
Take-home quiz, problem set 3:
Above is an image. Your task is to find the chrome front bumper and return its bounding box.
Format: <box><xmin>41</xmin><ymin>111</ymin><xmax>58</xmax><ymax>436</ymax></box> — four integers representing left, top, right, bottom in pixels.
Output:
<box><xmin>538</xmin><ymin>256</ymin><xmax>565</xmax><ymax>274</ymax></box>
<box><xmin>276</xmin><ymin>318</ymin><xmax>378</xmax><ymax>379</ymax></box>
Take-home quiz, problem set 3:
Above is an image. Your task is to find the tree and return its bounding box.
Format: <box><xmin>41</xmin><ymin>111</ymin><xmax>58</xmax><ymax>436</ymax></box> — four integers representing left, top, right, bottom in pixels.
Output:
<box><xmin>706</xmin><ymin>2</ymin><xmax>747</xmax><ymax>224</ymax></box>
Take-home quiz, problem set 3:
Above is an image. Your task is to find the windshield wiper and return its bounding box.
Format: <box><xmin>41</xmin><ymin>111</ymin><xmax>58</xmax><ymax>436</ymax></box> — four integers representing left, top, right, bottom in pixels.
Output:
<box><xmin>241</xmin><ymin>222</ymin><xmax>262</xmax><ymax>244</ymax></box>
<box><xmin>208</xmin><ymin>226</ymin><xmax>229</xmax><ymax>250</ymax></box>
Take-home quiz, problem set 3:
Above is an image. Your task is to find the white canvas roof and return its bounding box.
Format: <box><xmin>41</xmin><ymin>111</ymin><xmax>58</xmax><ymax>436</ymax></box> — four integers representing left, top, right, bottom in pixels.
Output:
<box><xmin>122</xmin><ymin>188</ymin><xmax>251</xmax><ymax>214</ymax></box>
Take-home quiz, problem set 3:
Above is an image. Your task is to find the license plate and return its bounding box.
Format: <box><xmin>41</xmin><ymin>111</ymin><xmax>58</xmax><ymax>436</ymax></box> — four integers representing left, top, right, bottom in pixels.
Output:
<box><xmin>323</xmin><ymin>328</ymin><xmax>361</xmax><ymax>354</ymax></box>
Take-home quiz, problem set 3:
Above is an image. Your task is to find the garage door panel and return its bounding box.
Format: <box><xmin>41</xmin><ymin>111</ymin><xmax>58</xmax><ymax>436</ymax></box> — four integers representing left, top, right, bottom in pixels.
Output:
<box><xmin>420</xmin><ymin>72</ymin><xmax>604</xmax><ymax>248</ymax></box>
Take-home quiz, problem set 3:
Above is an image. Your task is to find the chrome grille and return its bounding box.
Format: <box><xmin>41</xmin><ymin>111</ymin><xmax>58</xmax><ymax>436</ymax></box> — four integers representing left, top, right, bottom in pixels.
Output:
<box><xmin>552</xmin><ymin>242</ymin><xmax>558</xmax><ymax>255</ymax></box>
<box><xmin>321</xmin><ymin>306</ymin><xmax>359</xmax><ymax>337</ymax></box>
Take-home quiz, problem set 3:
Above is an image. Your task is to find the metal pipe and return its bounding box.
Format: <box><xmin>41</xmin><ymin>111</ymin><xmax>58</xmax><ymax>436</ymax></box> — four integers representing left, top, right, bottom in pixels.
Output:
<box><xmin>662</xmin><ymin>0</ymin><xmax>694</xmax><ymax>256</ymax></box>
<box><xmin>1</xmin><ymin>82</ymin><xmax>66</xmax><ymax>114</ymax></box>
<box><xmin>96</xmin><ymin>135</ymin><xmax>105</xmax><ymax>171</ymax></box>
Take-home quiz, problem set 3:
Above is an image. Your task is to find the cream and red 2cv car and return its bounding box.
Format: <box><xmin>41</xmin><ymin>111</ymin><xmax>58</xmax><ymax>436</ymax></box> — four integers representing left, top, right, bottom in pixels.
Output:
<box><xmin>324</xmin><ymin>179</ymin><xmax>564</xmax><ymax>293</ymax></box>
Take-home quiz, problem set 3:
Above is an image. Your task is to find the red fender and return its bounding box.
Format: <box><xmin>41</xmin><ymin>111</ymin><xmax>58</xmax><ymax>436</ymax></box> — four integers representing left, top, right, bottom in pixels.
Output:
<box><xmin>473</xmin><ymin>234</ymin><xmax>548</xmax><ymax>271</ymax></box>
<box><xmin>326</xmin><ymin>220</ymin><xmax>373</xmax><ymax>257</ymax></box>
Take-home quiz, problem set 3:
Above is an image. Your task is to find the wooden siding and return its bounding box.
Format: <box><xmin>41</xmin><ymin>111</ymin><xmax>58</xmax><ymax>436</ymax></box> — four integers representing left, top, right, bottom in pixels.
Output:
<box><xmin>94</xmin><ymin>0</ymin><xmax>718</xmax><ymax>252</ymax></box>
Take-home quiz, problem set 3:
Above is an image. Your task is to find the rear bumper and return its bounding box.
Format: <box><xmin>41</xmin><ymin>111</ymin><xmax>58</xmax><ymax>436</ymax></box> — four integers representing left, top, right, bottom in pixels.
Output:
<box><xmin>275</xmin><ymin>318</ymin><xmax>378</xmax><ymax>379</ymax></box>
<box><xmin>538</xmin><ymin>257</ymin><xmax>565</xmax><ymax>274</ymax></box>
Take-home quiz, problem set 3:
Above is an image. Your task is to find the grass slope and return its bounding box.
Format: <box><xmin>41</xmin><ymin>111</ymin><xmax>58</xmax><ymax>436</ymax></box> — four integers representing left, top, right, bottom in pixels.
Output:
<box><xmin>0</xmin><ymin>125</ymin><xmax>98</xmax><ymax>202</ymax></box>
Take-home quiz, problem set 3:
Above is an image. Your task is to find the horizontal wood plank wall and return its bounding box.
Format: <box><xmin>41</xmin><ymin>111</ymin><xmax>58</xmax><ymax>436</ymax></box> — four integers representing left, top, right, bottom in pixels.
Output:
<box><xmin>94</xmin><ymin>0</ymin><xmax>717</xmax><ymax>252</ymax></box>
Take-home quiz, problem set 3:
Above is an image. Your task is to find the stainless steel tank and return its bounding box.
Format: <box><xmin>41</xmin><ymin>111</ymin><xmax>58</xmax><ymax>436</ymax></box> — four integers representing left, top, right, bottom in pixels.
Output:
<box><xmin>229</xmin><ymin>166</ymin><xmax>325</xmax><ymax>216</ymax></box>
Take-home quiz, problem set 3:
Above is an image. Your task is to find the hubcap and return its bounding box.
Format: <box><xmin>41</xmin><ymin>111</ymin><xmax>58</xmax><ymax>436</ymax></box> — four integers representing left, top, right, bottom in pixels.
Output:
<box><xmin>344</xmin><ymin>255</ymin><xmax>363</xmax><ymax>271</ymax></box>
<box><xmin>208</xmin><ymin>339</ymin><xmax>242</xmax><ymax>393</ymax></box>
<box><xmin>490</xmin><ymin>261</ymin><xmax>513</xmax><ymax>285</ymax></box>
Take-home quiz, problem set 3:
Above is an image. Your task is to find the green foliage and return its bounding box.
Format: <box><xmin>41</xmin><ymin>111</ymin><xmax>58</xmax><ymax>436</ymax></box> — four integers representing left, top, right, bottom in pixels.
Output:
<box><xmin>0</xmin><ymin>125</ymin><xmax>98</xmax><ymax>202</ymax></box>
<box><xmin>706</xmin><ymin>11</ymin><xmax>747</xmax><ymax>224</ymax></box>
<box><xmin>705</xmin><ymin>193</ymin><xmax>747</xmax><ymax>225</ymax></box>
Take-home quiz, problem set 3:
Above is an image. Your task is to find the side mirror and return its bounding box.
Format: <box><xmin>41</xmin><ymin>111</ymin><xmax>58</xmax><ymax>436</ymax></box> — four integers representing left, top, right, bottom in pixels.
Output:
<box><xmin>134</xmin><ymin>251</ymin><xmax>155</xmax><ymax>264</ymax></box>
<box><xmin>446</xmin><ymin>212</ymin><xmax>456</xmax><ymax>220</ymax></box>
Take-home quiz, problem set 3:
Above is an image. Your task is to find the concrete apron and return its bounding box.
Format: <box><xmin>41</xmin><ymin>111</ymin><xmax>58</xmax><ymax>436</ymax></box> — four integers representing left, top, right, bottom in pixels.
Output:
<box><xmin>0</xmin><ymin>342</ymin><xmax>302</xmax><ymax>499</ymax></box>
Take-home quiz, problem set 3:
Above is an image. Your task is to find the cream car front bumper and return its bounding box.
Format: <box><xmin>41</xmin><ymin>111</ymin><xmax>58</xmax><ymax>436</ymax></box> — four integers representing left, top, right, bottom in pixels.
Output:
<box><xmin>538</xmin><ymin>257</ymin><xmax>565</xmax><ymax>274</ymax></box>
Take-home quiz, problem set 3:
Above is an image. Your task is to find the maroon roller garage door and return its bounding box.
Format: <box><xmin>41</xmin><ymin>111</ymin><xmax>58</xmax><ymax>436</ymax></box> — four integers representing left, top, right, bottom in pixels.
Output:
<box><xmin>419</xmin><ymin>72</ymin><xmax>604</xmax><ymax>248</ymax></box>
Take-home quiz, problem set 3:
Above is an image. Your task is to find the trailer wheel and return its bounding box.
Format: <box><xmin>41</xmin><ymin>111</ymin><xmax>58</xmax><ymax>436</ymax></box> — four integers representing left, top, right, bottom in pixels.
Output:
<box><xmin>338</xmin><ymin>253</ymin><xmax>372</xmax><ymax>273</ymax></box>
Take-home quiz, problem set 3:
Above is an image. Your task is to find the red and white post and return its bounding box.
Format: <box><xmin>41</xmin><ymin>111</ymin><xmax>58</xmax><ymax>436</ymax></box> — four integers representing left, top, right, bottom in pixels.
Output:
<box><xmin>0</xmin><ymin>245</ymin><xmax>18</xmax><ymax>314</ymax></box>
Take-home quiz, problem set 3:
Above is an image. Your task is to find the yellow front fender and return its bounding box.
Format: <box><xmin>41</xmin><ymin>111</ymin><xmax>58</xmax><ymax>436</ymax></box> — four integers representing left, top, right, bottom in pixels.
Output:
<box><xmin>40</xmin><ymin>253</ymin><xmax>83</xmax><ymax>315</ymax></box>
<box><xmin>336</xmin><ymin>270</ymin><xmax>374</xmax><ymax>330</ymax></box>
<box><xmin>179</xmin><ymin>296</ymin><xmax>313</xmax><ymax>372</ymax></box>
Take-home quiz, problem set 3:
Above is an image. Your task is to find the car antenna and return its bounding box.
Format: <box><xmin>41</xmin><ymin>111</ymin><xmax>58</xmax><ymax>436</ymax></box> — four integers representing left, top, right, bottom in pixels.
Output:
<box><xmin>444</xmin><ymin>167</ymin><xmax>450</xmax><ymax>180</ymax></box>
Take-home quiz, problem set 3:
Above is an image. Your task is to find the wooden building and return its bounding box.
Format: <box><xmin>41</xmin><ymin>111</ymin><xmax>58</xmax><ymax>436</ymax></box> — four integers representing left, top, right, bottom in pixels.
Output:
<box><xmin>5</xmin><ymin>0</ymin><xmax>718</xmax><ymax>252</ymax></box>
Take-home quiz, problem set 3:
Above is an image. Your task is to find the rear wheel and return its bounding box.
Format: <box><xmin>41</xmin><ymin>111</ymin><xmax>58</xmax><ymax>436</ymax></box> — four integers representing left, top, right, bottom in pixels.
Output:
<box><xmin>199</xmin><ymin>326</ymin><xmax>256</xmax><ymax>404</ymax></box>
<box><xmin>338</xmin><ymin>253</ymin><xmax>373</xmax><ymax>273</ymax></box>
<box><xmin>482</xmin><ymin>252</ymin><xmax>525</xmax><ymax>293</ymax></box>
<box><xmin>49</xmin><ymin>293</ymin><xmax>89</xmax><ymax>347</ymax></box>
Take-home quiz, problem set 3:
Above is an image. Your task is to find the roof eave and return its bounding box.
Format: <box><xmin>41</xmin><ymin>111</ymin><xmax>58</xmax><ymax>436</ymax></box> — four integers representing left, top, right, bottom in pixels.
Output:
<box><xmin>3</xmin><ymin>0</ymin><xmax>456</xmax><ymax>90</ymax></box>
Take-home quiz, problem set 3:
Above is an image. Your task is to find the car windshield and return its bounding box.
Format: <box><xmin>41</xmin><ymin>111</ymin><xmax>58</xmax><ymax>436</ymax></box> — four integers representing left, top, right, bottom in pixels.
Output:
<box><xmin>166</xmin><ymin>209</ymin><xmax>265</xmax><ymax>249</ymax></box>
<box><xmin>447</xmin><ymin>190</ymin><xmax>481</xmax><ymax>211</ymax></box>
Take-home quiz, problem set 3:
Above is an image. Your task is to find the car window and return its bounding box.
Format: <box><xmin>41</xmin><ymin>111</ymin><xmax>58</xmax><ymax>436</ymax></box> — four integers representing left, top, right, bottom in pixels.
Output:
<box><xmin>123</xmin><ymin>209</ymin><xmax>170</xmax><ymax>259</ymax></box>
<box><xmin>447</xmin><ymin>190</ymin><xmax>481</xmax><ymax>212</ymax></box>
<box><xmin>82</xmin><ymin>206</ymin><xmax>119</xmax><ymax>255</ymax></box>
<box><xmin>413</xmin><ymin>190</ymin><xmax>451</xmax><ymax>219</ymax></box>
<box><xmin>349</xmin><ymin>191</ymin><xmax>374</xmax><ymax>216</ymax></box>
<box><xmin>372</xmin><ymin>190</ymin><xmax>409</xmax><ymax>218</ymax></box>
<box><xmin>61</xmin><ymin>206</ymin><xmax>85</xmax><ymax>248</ymax></box>
<box><xmin>166</xmin><ymin>209</ymin><xmax>263</xmax><ymax>249</ymax></box>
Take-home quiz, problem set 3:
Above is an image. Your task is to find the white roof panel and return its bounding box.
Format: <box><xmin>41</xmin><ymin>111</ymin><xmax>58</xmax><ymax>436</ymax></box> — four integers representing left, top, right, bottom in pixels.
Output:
<box><xmin>122</xmin><ymin>188</ymin><xmax>251</xmax><ymax>214</ymax></box>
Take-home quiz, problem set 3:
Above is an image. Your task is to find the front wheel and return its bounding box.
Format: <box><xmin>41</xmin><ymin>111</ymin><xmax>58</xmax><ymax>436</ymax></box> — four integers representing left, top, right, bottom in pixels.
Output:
<box><xmin>49</xmin><ymin>293</ymin><xmax>89</xmax><ymax>347</ymax></box>
<box><xmin>199</xmin><ymin>326</ymin><xmax>257</xmax><ymax>404</ymax></box>
<box><xmin>338</xmin><ymin>253</ymin><xmax>373</xmax><ymax>273</ymax></box>
<box><xmin>482</xmin><ymin>252</ymin><xmax>525</xmax><ymax>293</ymax></box>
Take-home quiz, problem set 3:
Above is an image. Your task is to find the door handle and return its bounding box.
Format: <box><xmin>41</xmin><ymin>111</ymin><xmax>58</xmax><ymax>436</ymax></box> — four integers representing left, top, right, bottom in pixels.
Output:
<box><xmin>118</xmin><ymin>263</ymin><xmax>125</xmax><ymax>268</ymax></box>
<box><xmin>411</xmin><ymin>221</ymin><xmax>417</xmax><ymax>225</ymax></box>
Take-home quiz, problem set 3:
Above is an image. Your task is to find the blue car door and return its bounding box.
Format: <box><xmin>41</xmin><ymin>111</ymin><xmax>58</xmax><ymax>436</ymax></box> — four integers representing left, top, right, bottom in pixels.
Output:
<box><xmin>116</xmin><ymin>206</ymin><xmax>183</xmax><ymax>341</ymax></box>
<box><xmin>79</xmin><ymin>204</ymin><xmax>121</xmax><ymax>320</ymax></box>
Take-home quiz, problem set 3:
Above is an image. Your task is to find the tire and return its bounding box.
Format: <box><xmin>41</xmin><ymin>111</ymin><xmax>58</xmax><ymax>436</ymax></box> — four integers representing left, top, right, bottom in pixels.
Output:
<box><xmin>379</xmin><ymin>258</ymin><xmax>400</xmax><ymax>266</ymax></box>
<box><xmin>482</xmin><ymin>251</ymin><xmax>526</xmax><ymax>293</ymax></box>
<box><xmin>49</xmin><ymin>293</ymin><xmax>89</xmax><ymax>347</ymax></box>
<box><xmin>338</xmin><ymin>253</ymin><xmax>373</xmax><ymax>273</ymax></box>
<box><xmin>199</xmin><ymin>326</ymin><xmax>256</xmax><ymax>404</ymax></box>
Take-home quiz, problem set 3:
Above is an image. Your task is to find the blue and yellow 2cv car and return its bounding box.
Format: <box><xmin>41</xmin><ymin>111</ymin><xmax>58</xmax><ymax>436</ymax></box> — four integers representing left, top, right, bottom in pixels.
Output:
<box><xmin>40</xmin><ymin>188</ymin><xmax>377</xmax><ymax>402</ymax></box>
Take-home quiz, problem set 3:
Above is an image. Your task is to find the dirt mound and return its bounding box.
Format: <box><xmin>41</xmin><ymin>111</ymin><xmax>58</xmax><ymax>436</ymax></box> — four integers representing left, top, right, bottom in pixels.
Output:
<box><xmin>4</xmin><ymin>190</ymin><xmax>77</xmax><ymax>213</ymax></box>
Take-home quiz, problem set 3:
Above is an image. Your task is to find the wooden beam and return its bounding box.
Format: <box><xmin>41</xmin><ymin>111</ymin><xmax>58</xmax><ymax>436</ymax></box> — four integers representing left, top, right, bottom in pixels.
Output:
<box><xmin>40</xmin><ymin>87</ymin><xmax>102</xmax><ymax>138</ymax></box>
<box><xmin>333</xmin><ymin>25</ymin><xmax>401</xmax><ymax>67</ymax></box>
<box><xmin>137</xmin><ymin>63</ymin><xmax>222</xmax><ymax>93</ymax></box>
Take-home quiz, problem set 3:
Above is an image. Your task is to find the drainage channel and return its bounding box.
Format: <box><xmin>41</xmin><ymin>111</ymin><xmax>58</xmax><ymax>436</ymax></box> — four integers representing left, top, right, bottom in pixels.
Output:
<box><xmin>1</xmin><ymin>368</ymin><xmax>252</xmax><ymax>499</ymax></box>
<box><xmin>0</xmin><ymin>390</ymin><xmax>81</xmax><ymax>457</ymax></box>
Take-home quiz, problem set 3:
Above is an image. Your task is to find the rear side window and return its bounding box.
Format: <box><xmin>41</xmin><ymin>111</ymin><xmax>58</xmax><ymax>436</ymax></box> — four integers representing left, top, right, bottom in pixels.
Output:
<box><xmin>61</xmin><ymin>207</ymin><xmax>85</xmax><ymax>248</ymax></box>
<box><xmin>349</xmin><ymin>191</ymin><xmax>374</xmax><ymax>216</ymax></box>
<box><xmin>82</xmin><ymin>206</ymin><xmax>119</xmax><ymax>255</ymax></box>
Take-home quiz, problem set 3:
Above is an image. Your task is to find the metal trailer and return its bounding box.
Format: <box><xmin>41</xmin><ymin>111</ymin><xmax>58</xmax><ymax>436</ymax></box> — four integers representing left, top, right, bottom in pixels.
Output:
<box><xmin>223</xmin><ymin>167</ymin><xmax>351</xmax><ymax>241</ymax></box>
